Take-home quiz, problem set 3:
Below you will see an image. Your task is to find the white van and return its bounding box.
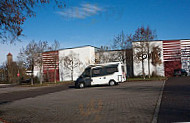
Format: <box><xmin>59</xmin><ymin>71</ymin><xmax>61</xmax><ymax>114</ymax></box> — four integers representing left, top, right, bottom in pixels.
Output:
<box><xmin>75</xmin><ymin>62</ymin><xmax>126</xmax><ymax>88</ymax></box>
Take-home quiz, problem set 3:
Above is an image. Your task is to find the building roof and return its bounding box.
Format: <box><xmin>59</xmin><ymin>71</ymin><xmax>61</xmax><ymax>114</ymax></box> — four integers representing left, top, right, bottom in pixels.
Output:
<box><xmin>7</xmin><ymin>52</ymin><xmax>12</xmax><ymax>56</ymax></box>
<box><xmin>132</xmin><ymin>39</ymin><xmax>190</xmax><ymax>42</ymax></box>
<box><xmin>58</xmin><ymin>45</ymin><xmax>98</xmax><ymax>51</ymax></box>
<box><xmin>43</xmin><ymin>45</ymin><xmax>98</xmax><ymax>53</ymax></box>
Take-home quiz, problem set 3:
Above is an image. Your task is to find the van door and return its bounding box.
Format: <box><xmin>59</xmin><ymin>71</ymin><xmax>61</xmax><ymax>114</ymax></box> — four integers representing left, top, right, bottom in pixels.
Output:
<box><xmin>81</xmin><ymin>68</ymin><xmax>92</xmax><ymax>86</ymax></box>
<box><xmin>91</xmin><ymin>67</ymin><xmax>107</xmax><ymax>85</ymax></box>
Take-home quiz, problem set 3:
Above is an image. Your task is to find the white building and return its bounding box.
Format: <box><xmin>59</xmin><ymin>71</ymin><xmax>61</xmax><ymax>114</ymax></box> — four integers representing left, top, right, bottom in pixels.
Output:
<box><xmin>59</xmin><ymin>46</ymin><xmax>96</xmax><ymax>81</ymax></box>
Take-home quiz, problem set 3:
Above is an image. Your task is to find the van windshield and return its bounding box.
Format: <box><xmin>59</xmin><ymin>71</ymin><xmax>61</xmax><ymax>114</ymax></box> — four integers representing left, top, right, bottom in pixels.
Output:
<box><xmin>82</xmin><ymin>68</ymin><xmax>91</xmax><ymax>77</ymax></box>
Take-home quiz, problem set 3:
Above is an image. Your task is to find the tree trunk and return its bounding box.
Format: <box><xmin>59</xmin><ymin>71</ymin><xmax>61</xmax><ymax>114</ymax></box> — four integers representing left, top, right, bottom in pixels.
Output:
<box><xmin>148</xmin><ymin>53</ymin><xmax>150</xmax><ymax>78</ymax></box>
<box><xmin>54</xmin><ymin>67</ymin><xmax>57</xmax><ymax>83</ymax></box>
<box><xmin>71</xmin><ymin>70</ymin><xmax>73</xmax><ymax>81</ymax></box>
<box><xmin>31</xmin><ymin>64</ymin><xmax>34</xmax><ymax>85</ymax></box>
<box><xmin>147</xmin><ymin>44</ymin><xmax>151</xmax><ymax>78</ymax></box>
<box><xmin>142</xmin><ymin>58</ymin><xmax>145</xmax><ymax>79</ymax></box>
<box><xmin>40</xmin><ymin>67</ymin><xmax>43</xmax><ymax>85</ymax></box>
<box><xmin>125</xmin><ymin>49</ymin><xmax>128</xmax><ymax>77</ymax></box>
<box><xmin>155</xmin><ymin>65</ymin><xmax>158</xmax><ymax>76</ymax></box>
<box><xmin>71</xmin><ymin>61</ymin><xmax>74</xmax><ymax>81</ymax></box>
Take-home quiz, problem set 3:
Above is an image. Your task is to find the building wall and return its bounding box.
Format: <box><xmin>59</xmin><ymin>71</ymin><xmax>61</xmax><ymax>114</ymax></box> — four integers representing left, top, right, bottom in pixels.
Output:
<box><xmin>95</xmin><ymin>50</ymin><xmax>125</xmax><ymax>63</ymax></box>
<box><xmin>181</xmin><ymin>40</ymin><xmax>190</xmax><ymax>75</ymax></box>
<box><xmin>33</xmin><ymin>66</ymin><xmax>40</xmax><ymax>77</ymax></box>
<box><xmin>133</xmin><ymin>41</ymin><xmax>165</xmax><ymax>77</ymax></box>
<box><xmin>59</xmin><ymin>46</ymin><xmax>95</xmax><ymax>81</ymax></box>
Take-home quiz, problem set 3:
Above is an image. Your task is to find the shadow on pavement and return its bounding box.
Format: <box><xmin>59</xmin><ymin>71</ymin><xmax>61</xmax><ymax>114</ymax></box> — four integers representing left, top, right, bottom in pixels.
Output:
<box><xmin>0</xmin><ymin>83</ymin><xmax>74</xmax><ymax>105</ymax></box>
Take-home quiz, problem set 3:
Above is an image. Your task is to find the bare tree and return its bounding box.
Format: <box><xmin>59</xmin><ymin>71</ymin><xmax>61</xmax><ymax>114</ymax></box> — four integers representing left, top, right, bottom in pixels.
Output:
<box><xmin>112</xmin><ymin>31</ymin><xmax>132</xmax><ymax>63</ymax></box>
<box><xmin>133</xmin><ymin>42</ymin><xmax>147</xmax><ymax>79</ymax></box>
<box><xmin>0</xmin><ymin>61</ymin><xmax>19</xmax><ymax>83</ymax></box>
<box><xmin>16</xmin><ymin>60</ymin><xmax>28</xmax><ymax>82</ymax></box>
<box><xmin>63</xmin><ymin>51</ymin><xmax>82</xmax><ymax>81</ymax></box>
<box><xmin>18</xmin><ymin>40</ymin><xmax>49</xmax><ymax>84</ymax></box>
<box><xmin>18</xmin><ymin>40</ymin><xmax>39</xmax><ymax>85</ymax></box>
<box><xmin>96</xmin><ymin>31</ymin><xmax>132</xmax><ymax>76</ymax></box>
<box><xmin>111</xmin><ymin>31</ymin><xmax>133</xmax><ymax>77</ymax></box>
<box><xmin>133</xmin><ymin>26</ymin><xmax>156</xmax><ymax>79</ymax></box>
<box><xmin>96</xmin><ymin>46</ymin><xmax>110</xmax><ymax>63</ymax></box>
<box><xmin>36</xmin><ymin>41</ymin><xmax>49</xmax><ymax>84</ymax></box>
<box><xmin>0</xmin><ymin>0</ymin><xmax>65</xmax><ymax>43</ymax></box>
<box><xmin>7</xmin><ymin>62</ymin><xmax>18</xmax><ymax>83</ymax></box>
<box><xmin>0</xmin><ymin>62</ymin><xmax>8</xmax><ymax>82</ymax></box>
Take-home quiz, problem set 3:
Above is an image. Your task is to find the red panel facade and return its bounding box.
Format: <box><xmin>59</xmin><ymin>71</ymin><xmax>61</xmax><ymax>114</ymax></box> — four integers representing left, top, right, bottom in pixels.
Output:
<box><xmin>164</xmin><ymin>61</ymin><xmax>181</xmax><ymax>77</ymax></box>
<box><xmin>43</xmin><ymin>69</ymin><xmax>59</xmax><ymax>82</ymax></box>
<box><xmin>42</xmin><ymin>51</ymin><xmax>59</xmax><ymax>82</ymax></box>
<box><xmin>163</xmin><ymin>40</ymin><xmax>182</xmax><ymax>77</ymax></box>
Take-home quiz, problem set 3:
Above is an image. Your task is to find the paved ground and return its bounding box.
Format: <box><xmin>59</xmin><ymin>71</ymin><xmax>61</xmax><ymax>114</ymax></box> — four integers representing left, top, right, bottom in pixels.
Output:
<box><xmin>0</xmin><ymin>84</ymin><xmax>12</xmax><ymax>88</ymax></box>
<box><xmin>158</xmin><ymin>77</ymin><xmax>190</xmax><ymax>123</ymax></box>
<box><xmin>0</xmin><ymin>83</ymin><xmax>73</xmax><ymax>105</ymax></box>
<box><xmin>0</xmin><ymin>81</ymin><xmax>163</xmax><ymax>123</ymax></box>
<box><xmin>0</xmin><ymin>83</ymin><xmax>74</xmax><ymax>95</ymax></box>
<box><xmin>0</xmin><ymin>85</ymin><xmax>51</xmax><ymax>95</ymax></box>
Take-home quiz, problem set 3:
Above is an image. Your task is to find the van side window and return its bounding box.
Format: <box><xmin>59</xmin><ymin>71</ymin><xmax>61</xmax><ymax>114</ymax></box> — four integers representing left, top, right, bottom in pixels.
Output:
<box><xmin>105</xmin><ymin>65</ymin><xmax>118</xmax><ymax>75</ymax></box>
<box><xmin>92</xmin><ymin>68</ymin><xmax>103</xmax><ymax>77</ymax></box>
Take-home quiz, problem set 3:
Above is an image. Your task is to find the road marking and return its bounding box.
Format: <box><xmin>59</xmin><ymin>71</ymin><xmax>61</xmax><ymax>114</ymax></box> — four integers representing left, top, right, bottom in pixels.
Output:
<box><xmin>152</xmin><ymin>80</ymin><xmax>166</xmax><ymax>123</ymax></box>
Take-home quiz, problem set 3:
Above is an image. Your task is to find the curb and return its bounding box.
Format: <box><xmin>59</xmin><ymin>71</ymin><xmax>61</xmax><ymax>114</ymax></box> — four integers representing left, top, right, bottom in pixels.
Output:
<box><xmin>151</xmin><ymin>80</ymin><xmax>166</xmax><ymax>123</ymax></box>
<box><xmin>0</xmin><ymin>84</ymin><xmax>17</xmax><ymax>88</ymax></box>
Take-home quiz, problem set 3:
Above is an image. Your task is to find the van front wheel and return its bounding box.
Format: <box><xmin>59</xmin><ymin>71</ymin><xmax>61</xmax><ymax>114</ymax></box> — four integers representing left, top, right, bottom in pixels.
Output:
<box><xmin>79</xmin><ymin>83</ymin><xmax>85</xmax><ymax>88</ymax></box>
<box><xmin>109</xmin><ymin>80</ymin><xmax>115</xmax><ymax>86</ymax></box>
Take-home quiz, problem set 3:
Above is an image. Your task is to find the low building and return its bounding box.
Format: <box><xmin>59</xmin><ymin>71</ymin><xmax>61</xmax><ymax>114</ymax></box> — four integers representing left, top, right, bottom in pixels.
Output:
<box><xmin>133</xmin><ymin>39</ymin><xmax>190</xmax><ymax>77</ymax></box>
<box><xmin>39</xmin><ymin>45</ymin><xmax>97</xmax><ymax>82</ymax></box>
<box><xmin>34</xmin><ymin>39</ymin><xmax>190</xmax><ymax>82</ymax></box>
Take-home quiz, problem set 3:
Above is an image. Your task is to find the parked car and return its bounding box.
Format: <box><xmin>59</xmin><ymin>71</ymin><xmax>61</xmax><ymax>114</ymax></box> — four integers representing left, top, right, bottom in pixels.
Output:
<box><xmin>20</xmin><ymin>79</ymin><xmax>31</xmax><ymax>84</ymax></box>
<box><xmin>173</xmin><ymin>69</ymin><xmax>188</xmax><ymax>76</ymax></box>
<box><xmin>75</xmin><ymin>62</ymin><xmax>127</xmax><ymax>88</ymax></box>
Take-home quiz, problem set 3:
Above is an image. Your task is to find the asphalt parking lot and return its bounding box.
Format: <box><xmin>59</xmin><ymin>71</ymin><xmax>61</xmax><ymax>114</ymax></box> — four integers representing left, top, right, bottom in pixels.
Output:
<box><xmin>0</xmin><ymin>81</ymin><xmax>163</xmax><ymax>123</ymax></box>
<box><xmin>158</xmin><ymin>77</ymin><xmax>190</xmax><ymax>123</ymax></box>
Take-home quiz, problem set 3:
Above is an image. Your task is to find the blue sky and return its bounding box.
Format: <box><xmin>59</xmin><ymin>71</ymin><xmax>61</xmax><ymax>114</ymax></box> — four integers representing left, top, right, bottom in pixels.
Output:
<box><xmin>1</xmin><ymin>0</ymin><xmax>190</xmax><ymax>64</ymax></box>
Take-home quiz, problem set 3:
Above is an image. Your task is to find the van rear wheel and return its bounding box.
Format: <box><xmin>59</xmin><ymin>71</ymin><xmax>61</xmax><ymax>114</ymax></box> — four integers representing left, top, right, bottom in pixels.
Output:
<box><xmin>109</xmin><ymin>80</ymin><xmax>115</xmax><ymax>86</ymax></box>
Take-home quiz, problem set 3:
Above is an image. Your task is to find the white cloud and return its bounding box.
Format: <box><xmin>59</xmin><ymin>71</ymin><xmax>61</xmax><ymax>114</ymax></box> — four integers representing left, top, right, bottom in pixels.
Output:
<box><xmin>57</xmin><ymin>3</ymin><xmax>103</xmax><ymax>19</ymax></box>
